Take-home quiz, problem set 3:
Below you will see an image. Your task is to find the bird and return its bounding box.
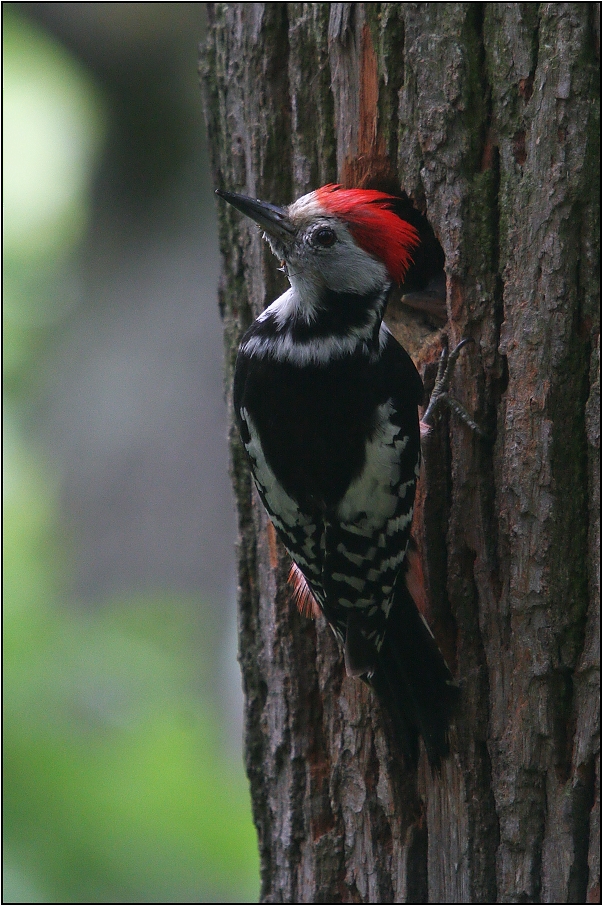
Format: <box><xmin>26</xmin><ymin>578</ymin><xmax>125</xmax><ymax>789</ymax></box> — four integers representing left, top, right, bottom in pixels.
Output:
<box><xmin>217</xmin><ymin>183</ymin><xmax>458</xmax><ymax>767</ymax></box>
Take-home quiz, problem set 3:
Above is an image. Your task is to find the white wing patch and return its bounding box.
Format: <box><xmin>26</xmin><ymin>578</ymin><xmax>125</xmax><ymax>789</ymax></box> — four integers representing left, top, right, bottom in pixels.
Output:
<box><xmin>336</xmin><ymin>399</ymin><xmax>408</xmax><ymax>527</ymax></box>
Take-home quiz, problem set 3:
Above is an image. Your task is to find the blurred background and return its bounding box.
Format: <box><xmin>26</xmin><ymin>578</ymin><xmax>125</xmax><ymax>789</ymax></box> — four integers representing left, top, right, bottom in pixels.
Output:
<box><xmin>3</xmin><ymin>3</ymin><xmax>259</xmax><ymax>902</ymax></box>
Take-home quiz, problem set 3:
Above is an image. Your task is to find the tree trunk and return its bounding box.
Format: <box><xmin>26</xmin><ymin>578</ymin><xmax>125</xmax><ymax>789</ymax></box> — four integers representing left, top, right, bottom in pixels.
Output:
<box><xmin>201</xmin><ymin>4</ymin><xmax>600</xmax><ymax>902</ymax></box>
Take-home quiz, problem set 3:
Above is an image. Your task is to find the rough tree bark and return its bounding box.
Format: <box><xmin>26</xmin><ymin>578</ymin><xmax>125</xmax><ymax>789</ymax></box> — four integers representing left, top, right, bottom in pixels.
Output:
<box><xmin>201</xmin><ymin>4</ymin><xmax>600</xmax><ymax>903</ymax></box>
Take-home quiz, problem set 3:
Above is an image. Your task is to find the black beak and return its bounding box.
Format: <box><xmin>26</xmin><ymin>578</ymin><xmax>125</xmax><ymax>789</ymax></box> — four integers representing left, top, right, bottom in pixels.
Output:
<box><xmin>216</xmin><ymin>188</ymin><xmax>295</xmax><ymax>245</ymax></box>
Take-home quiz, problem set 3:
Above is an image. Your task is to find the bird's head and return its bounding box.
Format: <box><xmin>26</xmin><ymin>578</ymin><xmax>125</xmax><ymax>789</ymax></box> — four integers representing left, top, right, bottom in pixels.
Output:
<box><xmin>217</xmin><ymin>184</ymin><xmax>421</xmax><ymax>300</ymax></box>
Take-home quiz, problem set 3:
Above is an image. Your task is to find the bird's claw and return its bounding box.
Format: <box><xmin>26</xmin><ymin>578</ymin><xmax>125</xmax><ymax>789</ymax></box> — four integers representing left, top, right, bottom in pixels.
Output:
<box><xmin>421</xmin><ymin>338</ymin><xmax>487</xmax><ymax>437</ymax></box>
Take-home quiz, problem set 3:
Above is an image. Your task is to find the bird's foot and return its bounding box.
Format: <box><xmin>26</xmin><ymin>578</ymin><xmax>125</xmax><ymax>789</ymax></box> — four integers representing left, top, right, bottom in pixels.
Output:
<box><xmin>421</xmin><ymin>338</ymin><xmax>487</xmax><ymax>437</ymax></box>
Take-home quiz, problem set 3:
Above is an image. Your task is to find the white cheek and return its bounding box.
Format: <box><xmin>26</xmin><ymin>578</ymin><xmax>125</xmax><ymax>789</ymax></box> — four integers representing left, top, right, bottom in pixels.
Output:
<box><xmin>320</xmin><ymin>243</ymin><xmax>388</xmax><ymax>294</ymax></box>
<box><xmin>286</xmin><ymin>241</ymin><xmax>388</xmax><ymax>326</ymax></box>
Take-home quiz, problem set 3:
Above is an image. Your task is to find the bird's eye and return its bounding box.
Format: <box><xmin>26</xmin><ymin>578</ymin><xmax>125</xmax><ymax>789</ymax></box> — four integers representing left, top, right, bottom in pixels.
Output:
<box><xmin>314</xmin><ymin>227</ymin><xmax>336</xmax><ymax>248</ymax></box>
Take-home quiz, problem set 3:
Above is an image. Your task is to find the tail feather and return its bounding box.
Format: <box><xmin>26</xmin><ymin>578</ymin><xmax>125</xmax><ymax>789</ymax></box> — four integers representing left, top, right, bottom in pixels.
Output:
<box><xmin>287</xmin><ymin>555</ymin><xmax>458</xmax><ymax>767</ymax></box>
<box><xmin>370</xmin><ymin>579</ymin><xmax>458</xmax><ymax>768</ymax></box>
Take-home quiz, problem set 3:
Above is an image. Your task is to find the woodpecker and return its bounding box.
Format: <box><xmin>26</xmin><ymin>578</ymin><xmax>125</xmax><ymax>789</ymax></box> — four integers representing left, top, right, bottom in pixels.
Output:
<box><xmin>217</xmin><ymin>183</ymin><xmax>458</xmax><ymax>766</ymax></box>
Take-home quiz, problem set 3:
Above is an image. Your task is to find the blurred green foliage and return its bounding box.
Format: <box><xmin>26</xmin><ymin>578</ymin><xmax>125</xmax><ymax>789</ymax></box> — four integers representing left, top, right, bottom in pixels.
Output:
<box><xmin>3</xmin><ymin>9</ymin><xmax>259</xmax><ymax>903</ymax></box>
<box><xmin>4</xmin><ymin>463</ymin><xmax>258</xmax><ymax>902</ymax></box>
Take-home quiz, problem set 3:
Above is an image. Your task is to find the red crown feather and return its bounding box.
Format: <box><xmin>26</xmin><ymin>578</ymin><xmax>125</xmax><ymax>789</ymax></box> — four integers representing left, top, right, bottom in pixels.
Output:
<box><xmin>315</xmin><ymin>184</ymin><xmax>419</xmax><ymax>284</ymax></box>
